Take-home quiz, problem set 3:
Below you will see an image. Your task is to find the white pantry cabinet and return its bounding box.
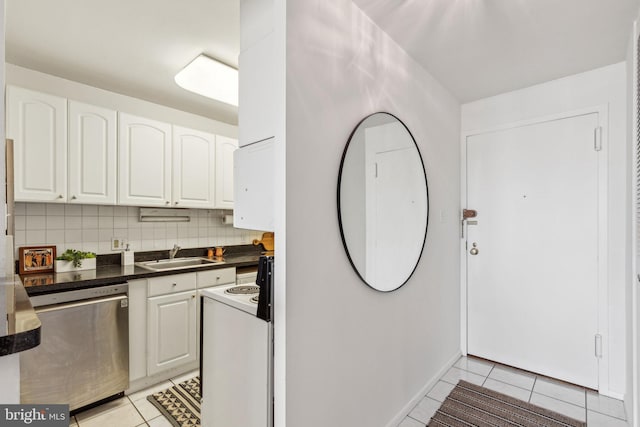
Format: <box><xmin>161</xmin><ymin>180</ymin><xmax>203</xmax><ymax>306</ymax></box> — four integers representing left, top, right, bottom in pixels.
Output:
<box><xmin>118</xmin><ymin>113</ymin><xmax>172</xmax><ymax>207</ymax></box>
<box><xmin>215</xmin><ymin>135</ymin><xmax>238</xmax><ymax>209</ymax></box>
<box><xmin>68</xmin><ymin>101</ymin><xmax>117</xmax><ymax>204</ymax></box>
<box><xmin>147</xmin><ymin>273</ymin><xmax>198</xmax><ymax>376</ymax></box>
<box><xmin>172</xmin><ymin>126</ymin><xmax>216</xmax><ymax>208</ymax></box>
<box><xmin>7</xmin><ymin>86</ymin><xmax>68</xmax><ymax>202</ymax></box>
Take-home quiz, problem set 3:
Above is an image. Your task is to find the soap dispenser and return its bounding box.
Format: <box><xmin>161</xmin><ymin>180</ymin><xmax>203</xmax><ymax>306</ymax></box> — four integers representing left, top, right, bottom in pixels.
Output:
<box><xmin>121</xmin><ymin>244</ymin><xmax>134</xmax><ymax>266</ymax></box>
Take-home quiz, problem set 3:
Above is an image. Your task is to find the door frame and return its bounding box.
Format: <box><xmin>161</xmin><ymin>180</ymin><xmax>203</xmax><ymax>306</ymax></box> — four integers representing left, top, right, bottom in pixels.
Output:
<box><xmin>459</xmin><ymin>105</ymin><xmax>611</xmax><ymax>394</ymax></box>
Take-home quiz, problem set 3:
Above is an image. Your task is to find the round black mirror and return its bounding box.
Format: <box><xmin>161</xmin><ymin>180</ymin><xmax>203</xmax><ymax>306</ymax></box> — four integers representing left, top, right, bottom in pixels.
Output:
<box><xmin>338</xmin><ymin>113</ymin><xmax>429</xmax><ymax>292</ymax></box>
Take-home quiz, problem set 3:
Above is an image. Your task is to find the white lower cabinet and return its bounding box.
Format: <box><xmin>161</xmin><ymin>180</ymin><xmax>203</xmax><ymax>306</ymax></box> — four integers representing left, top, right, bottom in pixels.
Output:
<box><xmin>128</xmin><ymin>268</ymin><xmax>236</xmax><ymax>384</ymax></box>
<box><xmin>147</xmin><ymin>290</ymin><xmax>197</xmax><ymax>376</ymax></box>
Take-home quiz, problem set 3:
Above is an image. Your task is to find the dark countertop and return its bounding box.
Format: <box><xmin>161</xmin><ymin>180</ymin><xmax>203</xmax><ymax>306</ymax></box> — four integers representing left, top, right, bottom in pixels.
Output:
<box><xmin>1</xmin><ymin>274</ymin><xmax>41</xmax><ymax>356</ymax></box>
<box><xmin>22</xmin><ymin>248</ymin><xmax>264</xmax><ymax>296</ymax></box>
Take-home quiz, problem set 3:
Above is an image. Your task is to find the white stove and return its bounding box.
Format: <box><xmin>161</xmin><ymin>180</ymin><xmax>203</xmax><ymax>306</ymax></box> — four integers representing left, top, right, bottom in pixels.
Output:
<box><xmin>200</xmin><ymin>283</ymin><xmax>259</xmax><ymax>315</ymax></box>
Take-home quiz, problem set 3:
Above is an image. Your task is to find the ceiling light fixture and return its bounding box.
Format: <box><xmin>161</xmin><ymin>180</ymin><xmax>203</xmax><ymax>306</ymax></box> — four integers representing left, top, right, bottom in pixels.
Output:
<box><xmin>174</xmin><ymin>54</ymin><xmax>238</xmax><ymax>106</ymax></box>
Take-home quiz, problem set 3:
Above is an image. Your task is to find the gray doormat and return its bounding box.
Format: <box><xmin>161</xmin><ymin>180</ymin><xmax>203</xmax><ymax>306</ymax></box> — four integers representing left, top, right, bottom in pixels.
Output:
<box><xmin>428</xmin><ymin>380</ymin><xmax>586</xmax><ymax>426</ymax></box>
<box><xmin>147</xmin><ymin>376</ymin><xmax>201</xmax><ymax>427</ymax></box>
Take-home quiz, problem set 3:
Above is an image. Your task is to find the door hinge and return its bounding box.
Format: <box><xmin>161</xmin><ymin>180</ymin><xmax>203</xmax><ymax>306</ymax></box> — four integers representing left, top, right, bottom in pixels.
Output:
<box><xmin>595</xmin><ymin>334</ymin><xmax>603</xmax><ymax>358</ymax></box>
<box><xmin>594</xmin><ymin>127</ymin><xmax>602</xmax><ymax>152</ymax></box>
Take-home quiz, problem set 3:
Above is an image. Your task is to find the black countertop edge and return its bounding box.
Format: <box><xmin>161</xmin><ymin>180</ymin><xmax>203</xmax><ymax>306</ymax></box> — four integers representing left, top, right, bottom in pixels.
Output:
<box><xmin>23</xmin><ymin>254</ymin><xmax>263</xmax><ymax>296</ymax></box>
<box><xmin>1</xmin><ymin>278</ymin><xmax>41</xmax><ymax>356</ymax></box>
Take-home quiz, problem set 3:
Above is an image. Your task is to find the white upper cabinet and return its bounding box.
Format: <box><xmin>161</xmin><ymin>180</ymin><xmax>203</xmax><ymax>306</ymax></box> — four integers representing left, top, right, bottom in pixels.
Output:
<box><xmin>118</xmin><ymin>113</ymin><xmax>172</xmax><ymax>207</ymax></box>
<box><xmin>215</xmin><ymin>135</ymin><xmax>238</xmax><ymax>209</ymax></box>
<box><xmin>68</xmin><ymin>101</ymin><xmax>117</xmax><ymax>205</ymax></box>
<box><xmin>234</xmin><ymin>137</ymin><xmax>274</xmax><ymax>231</ymax></box>
<box><xmin>172</xmin><ymin>126</ymin><xmax>216</xmax><ymax>209</ymax></box>
<box><xmin>7</xmin><ymin>86</ymin><xmax>68</xmax><ymax>202</ymax></box>
<box><xmin>238</xmin><ymin>33</ymin><xmax>275</xmax><ymax>147</ymax></box>
<box><xmin>239</xmin><ymin>0</ymin><xmax>275</xmax><ymax>147</ymax></box>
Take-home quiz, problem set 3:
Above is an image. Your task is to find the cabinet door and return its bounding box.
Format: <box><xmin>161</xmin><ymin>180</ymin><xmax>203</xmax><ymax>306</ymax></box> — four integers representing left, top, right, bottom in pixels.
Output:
<box><xmin>68</xmin><ymin>101</ymin><xmax>117</xmax><ymax>205</ymax></box>
<box><xmin>234</xmin><ymin>138</ymin><xmax>274</xmax><ymax>231</ymax></box>
<box><xmin>7</xmin><ymin>86</ymin><xmax>67</xmax><ymax>202</ymax></box>
<box><xmin>215</xmin><ymin>135</ymin><xmax>238</xmax><ymax>209</ymax></box>
<box><xmin>118</xmin><ymin>113</ymin><xmax>172</xmax><ymax>207</ymax></box>
<box><xmin>172</xmin><ymin>126</ymin><xmax>216</xmax><ymax>208</ymax></box>
<box><xmin>238</xmin><ymin>32</ymin><xmax>275</xmax><ymax>147</ymax></box>
<box><xmin>147</xmin><ymin>290</ymin><xmax>197</xmax><ymax>376</ymax></box>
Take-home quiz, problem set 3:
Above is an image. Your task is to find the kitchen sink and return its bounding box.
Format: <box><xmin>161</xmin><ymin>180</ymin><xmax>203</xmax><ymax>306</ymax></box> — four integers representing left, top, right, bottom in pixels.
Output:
<box><xmin>135</xmin><ymin>257</ymin><xmax>224</xmax><ymax>271</ymax></box>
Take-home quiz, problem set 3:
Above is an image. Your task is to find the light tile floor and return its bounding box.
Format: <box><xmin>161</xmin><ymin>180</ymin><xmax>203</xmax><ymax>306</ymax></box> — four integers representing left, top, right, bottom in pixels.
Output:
<box><xmin>69</xmin><ymin>359</ymin><xmax>630</xmax><ymax>427</ymax></box>
<box><xmin>68</xmin><ymin>370</ymin><xmax>198</xmax><ymax>427</ymax></box>
<box><xmin>398</xmin><ymin>356</ymin><xmax>630</xmax><ymax>427</ymax></box>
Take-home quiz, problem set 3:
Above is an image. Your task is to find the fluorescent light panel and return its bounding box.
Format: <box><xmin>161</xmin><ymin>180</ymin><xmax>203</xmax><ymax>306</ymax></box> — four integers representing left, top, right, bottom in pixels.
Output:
<box><xmin>175</xmin><ymin>54</ymin><xmax>238</xmax><ymax>106</ymax></box>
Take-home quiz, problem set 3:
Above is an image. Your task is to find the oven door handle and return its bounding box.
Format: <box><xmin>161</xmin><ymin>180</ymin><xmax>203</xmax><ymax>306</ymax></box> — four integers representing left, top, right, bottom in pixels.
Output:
<box><xmin>35</xmin><ymin>294</ymin><xmax>128</xmax><ymax>314</ymax></box>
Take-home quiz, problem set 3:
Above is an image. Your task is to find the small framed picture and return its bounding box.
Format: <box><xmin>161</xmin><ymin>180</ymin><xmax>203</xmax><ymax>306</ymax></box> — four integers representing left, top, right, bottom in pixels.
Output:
<box><xmin>18</xmin><ymin>246</ymin><xmax>56</xmax><ymax>275</ymax></box>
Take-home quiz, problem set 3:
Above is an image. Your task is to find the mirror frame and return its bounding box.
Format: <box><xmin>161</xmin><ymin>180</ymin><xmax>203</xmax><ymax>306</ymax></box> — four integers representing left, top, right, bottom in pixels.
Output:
<box><xmin>337</xmin><ymin>112</ymin><xmax>430</xmax><ymax>292</ymax></box>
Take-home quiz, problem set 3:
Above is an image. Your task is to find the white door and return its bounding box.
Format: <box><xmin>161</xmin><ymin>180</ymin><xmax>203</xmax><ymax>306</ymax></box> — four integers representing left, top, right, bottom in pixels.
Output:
<box><xmin>173</xmin><ymin>126</ymin><xmax>216</xmax><ymax>208</ymax></box>
<box><xmin>68</xmin><ymin>101</ymin><xmax>117</xmax><ymax>205</ymax></box>
<box><xmin>7</xmin><ymin>86</ymin><xmax>67</xmax><ymax>202</ymax></box>
<box><xmin>118</xmin><ymin>113</ymin><xmax>172</xmax><ymax>207</ymax></box>
<box><xmin>466</xmin><ymin>113</ymin><xmax>601</xmax><ymax>389</ymax></box>
<box><xmin>147</xmin><ymin>290</ymin><xmax>197</xmax><ymax>376</ymax></box>
<box><xmin>215</xmin><ymin>135</ymin><xmax>238</xmax><ymax>209</ymax></box>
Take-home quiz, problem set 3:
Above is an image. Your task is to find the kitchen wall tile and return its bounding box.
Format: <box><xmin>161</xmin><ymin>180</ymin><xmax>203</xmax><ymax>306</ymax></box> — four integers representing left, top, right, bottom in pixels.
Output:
<box><xmin>114</xmin><ymin>217</ymin><xmax>128</xmax><ymax>228</ymax></box>
<box><xmin>127</xmin><ymin>216</ymin><xmax>141</xmax><ymax>228</ymax></box>
<box><xmin>99</xmin><ymin>216</ymin><xmax>114</xmax><ymax>229</ymax></box>
<box><xmin>64</xmin><ymin>204</ymin><xmax>82</xmax><ymax>216</ymax></box>
<box><xmin>114</xmin><ymin>228</ymin><xmax>128</xmax><ymax>239</ymax></box>
<box><xmin>26</xmin><ymin>203</ymin><xmax>45</xmax><ymax>215</ymax></box>
<box><xmin>14</xmin><ymin>216</ymin><xmax>26</xmax><ymax>231</ymax></box>
<box><xmin>26</xmin><ymin>230</ymin><xmax>46</xmax><ymax>244</ymax></box>
<box><xmin>65</xmin><ymin>230</ymin><xmax>82</xmax><ymax>242</ymax></box>
<box><xmin>17</xmin><ymin>203</ymin><xmax>261</xmax><ymax>256</ymax></box>
<box><xmin>82</xmin><ymin>205</ymin><xmax>98</xmax><ymax>216</ymax></box>
<box><xmin>46</xmin><ymin>204</ymin><xmax>65</xmax><ymax>216</ymax></box>
<box><xmin>99</xmin><ymin>241</ymin><xmax>112</xmax><ymax>253</ymax></box>
<box><xmin>65</xmin><ymin>216</ymin><xmax>82</xmax><ymax>230</ymax></box>
<box><xmin>14</xmin><ymin>231</ymin><xmax>26</xmax><ymax>246</ymax></box>
<box><xmin>83</xmin><ymin>216</ymin><xmax>99</xmax><ymax>229</ymax></box>
<box><xmin>46</xmin><ymin>230</ymin><xmax>65</xmax><ymax>243</ymax></box>
<box><xmin>26</xmin><ymin>215</ymin><xmax>47</xmax><ymax>230</ymax></box>
<box><xmin>99</xmin><ymin>229</ymin><xmax>113</xmax><ymax>241</ymax></box>
<box><xmin>83</xmin><ymin>229</ymin><xmax>99</xmax><ymax>242</ymax></box>
<box><xmin>99</xmin><ymin>206</ymin><xmax>114</xmax><ymax>216</ymax></box>
<box><xmin>14</xmin><ymin>203</ymin><xmax>26</xmax><ymax>215</ymax></box>
<box><xmin>46</xmin><ymin>216</ymin><xmax>65</xmax><ymax>230</ymax></box>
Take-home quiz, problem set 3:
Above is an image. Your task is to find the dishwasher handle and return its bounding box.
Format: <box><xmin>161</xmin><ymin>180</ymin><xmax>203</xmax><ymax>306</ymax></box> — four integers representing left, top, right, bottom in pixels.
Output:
<box><xmin>35</xmin><ymin>294</ymin><xmax>128</xmax><ymax>314</ymax></box>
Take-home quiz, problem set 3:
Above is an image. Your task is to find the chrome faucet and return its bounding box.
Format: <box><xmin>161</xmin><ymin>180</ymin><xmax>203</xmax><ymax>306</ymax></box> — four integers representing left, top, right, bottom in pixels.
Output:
<box><xmin>169</xmin><ymin>244</ymin><xmax>181</xmax><ymax>259</ymax></box>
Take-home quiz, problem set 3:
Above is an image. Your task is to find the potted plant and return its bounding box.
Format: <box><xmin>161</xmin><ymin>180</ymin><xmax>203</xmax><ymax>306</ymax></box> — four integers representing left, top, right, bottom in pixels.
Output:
<box><xmin>55</xmin><ymin>249</ymin><xmax>97</xmax><ymax>272</ymax></box>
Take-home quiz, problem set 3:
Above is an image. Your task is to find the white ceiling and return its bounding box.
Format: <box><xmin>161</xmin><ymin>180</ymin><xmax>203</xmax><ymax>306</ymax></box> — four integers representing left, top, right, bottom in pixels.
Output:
<box><xmin>353</xmin><ymin>0</ymin><xmax>640</xmax><ymax>102</ymax></box>
<box><xmin>6</xmin><ymin>0</ymin><xmax>640</xmax><ymax>123</ymax></box>
<box><xmin>6</xmin><ymin>0</ymin><xmax>240</xmax><ymax>124</ymax></box>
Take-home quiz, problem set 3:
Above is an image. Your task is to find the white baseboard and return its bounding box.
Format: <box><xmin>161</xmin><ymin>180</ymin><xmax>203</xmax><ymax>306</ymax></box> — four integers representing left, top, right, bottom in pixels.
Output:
<box><xmin>126</xmin><ymin>362</ymin><xmax>198</xmax><ymax>394</ymax></box>
<box><xmin>384</xmin><ymin>351</ymin><xmax>462</xmax><ymax>427</ymax></box>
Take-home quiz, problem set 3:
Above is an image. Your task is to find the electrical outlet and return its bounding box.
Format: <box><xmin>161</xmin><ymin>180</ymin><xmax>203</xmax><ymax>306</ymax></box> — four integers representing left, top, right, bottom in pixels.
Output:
<box><xmin>111</xmin><ymin>237</ymin><xmax>125</xmax><ymax>251</ymax></box>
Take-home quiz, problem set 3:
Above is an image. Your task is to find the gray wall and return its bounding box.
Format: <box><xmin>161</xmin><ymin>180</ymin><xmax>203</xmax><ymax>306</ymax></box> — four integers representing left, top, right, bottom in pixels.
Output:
<box><xmin>285</xmin><ymin>1</ymin><xmax>461</xmax><ymax>425</ymax></box>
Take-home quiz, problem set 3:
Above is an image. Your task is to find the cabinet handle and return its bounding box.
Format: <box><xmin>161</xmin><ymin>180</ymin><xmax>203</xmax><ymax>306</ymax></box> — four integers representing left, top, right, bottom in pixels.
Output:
<box><xmin>192</xmin><ymin>295</ymin><xmax>196</xmax><ymax>299</ymax></box>
<box><xmin>172</xmin><ymin>283</ymin><xmax>177</xmax><ymax>287</ymax></box>
<box><xmin>71</xmin><ymin>195</ymin><xmax>77</xmax><ymax>200</ymax></box>
<box><xmin>175</xmin><ymin>201</ymin><xmax>179</xmax><ymax>205</ymax></box>
<box><xmin>165</xmin><ymin>201</ymin><xmax>170</xmax><ymax>205</ymax></box>
<box><xmin>57</xmin><ymin>194</ymin><xmax>64</xmax><ymax>199</ymax></box>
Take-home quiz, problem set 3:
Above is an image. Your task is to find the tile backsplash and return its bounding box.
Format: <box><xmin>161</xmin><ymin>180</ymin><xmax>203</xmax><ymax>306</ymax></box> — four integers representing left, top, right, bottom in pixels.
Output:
<box><xmin>13</xmin><ymin>203</ymin><xmax>264</xmax><ymax>257</ymax></box>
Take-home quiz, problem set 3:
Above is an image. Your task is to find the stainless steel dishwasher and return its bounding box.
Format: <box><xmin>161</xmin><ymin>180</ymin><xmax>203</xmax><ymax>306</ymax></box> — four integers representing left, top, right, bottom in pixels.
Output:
<box><xmin>20</xmin><ymin>283</ymin><xmax>129</xmax><ymax>412</ymax></box>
